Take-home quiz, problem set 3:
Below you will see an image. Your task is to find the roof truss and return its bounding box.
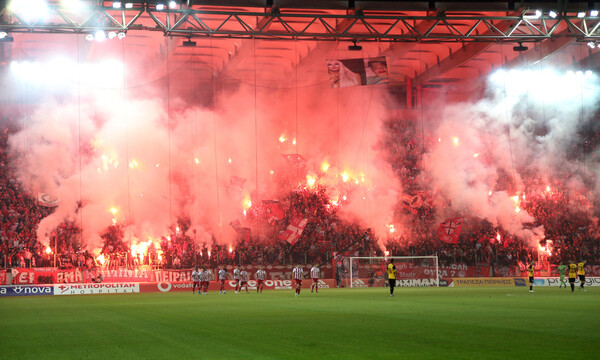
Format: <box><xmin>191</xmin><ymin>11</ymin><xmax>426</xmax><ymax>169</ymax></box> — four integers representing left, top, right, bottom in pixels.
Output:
<box><xmin>3</xmin><ymin>6</ymin><xmax>600</xmax><ymax>42</ymax></box>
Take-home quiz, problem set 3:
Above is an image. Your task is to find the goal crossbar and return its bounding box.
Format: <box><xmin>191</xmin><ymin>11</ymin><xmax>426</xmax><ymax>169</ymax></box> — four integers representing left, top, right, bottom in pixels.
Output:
<box><xmin>349</xmin><ymin>256</ymin><xmax>439</xmax><ymax>287</ymax></box>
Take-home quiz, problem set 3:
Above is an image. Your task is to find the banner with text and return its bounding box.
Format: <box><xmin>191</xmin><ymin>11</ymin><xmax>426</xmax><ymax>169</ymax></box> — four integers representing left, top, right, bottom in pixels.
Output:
<box><xmin>53</xmin><ymin>283</ymin><xmax>140</xmax><ymax>296</ymax></box>
<box><xmin>0</xmin><ymin>285</ymin><xmax>54</xmax><ymax>297</ymax></box>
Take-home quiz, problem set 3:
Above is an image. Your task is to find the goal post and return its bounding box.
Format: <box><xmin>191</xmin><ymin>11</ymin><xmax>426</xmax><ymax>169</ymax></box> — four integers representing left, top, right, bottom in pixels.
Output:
<box><xmin>348</xmin><ymin>256</ymin><xmax>439</xmax><ymax>288</ymax></box>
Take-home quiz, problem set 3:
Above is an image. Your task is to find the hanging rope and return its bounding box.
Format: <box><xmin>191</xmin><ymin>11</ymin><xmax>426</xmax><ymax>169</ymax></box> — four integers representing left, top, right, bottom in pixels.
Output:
<box><xmin>418</xmin><ymin>42</ymin><xmax>426</xmax><ymax>156</ymax></box>
<box><xmin>76</xmin><ymin>34</ymin><xmax>85</xmax><ymax>246</ymax></box>
<box><xmin>166</xmin><ymin>37</ymin><xmax>173</xmax><ymax>229</ymax></box>
<box><xmin>538</xmin><ymin>40</ymin><xmax>552</xmax><ymax>188</ymax></box>
<box><xmin>294</xmin><ymin>40</ymin><xmax>299</xmax><ymax>181</ymax></box>
<box><xmin>191</xmin><ymin>45</ymin><xmax>198</xmax><ymax>236</ymax></box>
<box><xmin>210</xmin><ymin>36</ymin><xmax>223</xmax><ymax>242</ymax></box>
<box><xmin>499</xmin><ymin>44</ymin><xmax>517</xmax><ymax>182</ymax></box>
<box><xmin>253</xmin><ymin>38</ymin><xmax>259</xmax><ymax>227</ymax></box>
<box><xmin>335</xmin><ymin>41</ymin><xmax>340</xmax><ymax>198</ymax></box>
<box><xmin>121</xmin><ymin>34</ymin><xmax>132</xmax><ymax>246</ymax></box>
<box><xmin>578</xmin><ymin>44</ymin><xmax>587</xmax><ymax>192</ymax></box>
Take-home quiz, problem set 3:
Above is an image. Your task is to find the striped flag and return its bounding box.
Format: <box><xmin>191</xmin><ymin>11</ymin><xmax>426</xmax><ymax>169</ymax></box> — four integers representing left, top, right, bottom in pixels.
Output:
<box><xmin>279</xmin><ymin>216</ymin><xmax>308</xmax><ymax>245</ymax></box>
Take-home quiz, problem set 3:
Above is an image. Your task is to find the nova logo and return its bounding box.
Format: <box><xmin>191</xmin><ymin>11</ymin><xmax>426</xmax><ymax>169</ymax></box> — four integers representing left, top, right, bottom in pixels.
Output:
<box><xmin>0</xmin><ymin>285</ymin><xmax>53</xmax><ymax>296</ymax></box>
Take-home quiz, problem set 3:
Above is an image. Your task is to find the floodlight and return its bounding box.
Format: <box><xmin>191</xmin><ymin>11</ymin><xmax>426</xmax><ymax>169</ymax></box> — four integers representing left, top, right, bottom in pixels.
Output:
<box><xmin>108</xmin><ymin>31</ymin><xmax>116</xmax><ymax>39</ymax></box>
<box><xmin>548</xmin><ymin>10</ymin><xmax>557</xmax><ymax>18</ymax></box>
<box><xmin>588</xmin><ymin>41</ymin><xmax>596</xmax><ymax>49</ymax></box>
<box><xmin>591</xmin><ymin>10</ymin><xmax>599</xmax><ymax>17</ymax></box>
<box><xmin>0</xmin><ymin>32</ymin><xmax>6</xmax><ymax>39</ymax></box>
<box><xmin>577</xmin><ymin>12</ymin><xmax>585</xmax><ymax>18</ymax></box>
<box><xmin>125</xmin><ymin>2</ymin><xmax>133</xmax><ymax>8</ymax></box>
<box><xmin>95</xmin><ymin>30</ymin><xmax>106</xmax><ymax>41</ymax></box>
<box><xmin>117</xmin><ymin>31</ymin><xmax>126</xmax><ymax>39</ymax></box>
<box><xmin>156</xmin><ymin>3</ymin><xmax>165</xmax><ymax>10</ymax></box>
<box><xmin>513</xmin><ymin>42</ymin><xmax>528</xmax><ymax>52</ymax></box>
<box><xmin>85</xmin><ymin>33</ymin><xmax>94</xmax><ymax>41</ymax></box>
<box><xmin>169</xmin><ymin>1</ymin><xmax>177</xmax><ymax>9</ymax></box>
<box><xmin>585</xmin><ymin>70</ymin><xmax>593</xmax><ymax>78</ymax></box>
<box><xmin>9</xmin><ymin>0</ymin><xmax>50</xmax><ymax>22</ymax></box>
<box><xmin>113</xmin><ymin>1</ymin><xmax>121</xmax><ymax>8</ymax></box>
<box><xmin>348</xmin><ymin>40</ymin><xmax>362</xmax><ymax>51</ymax></box>
<box><xmin>62</xmin><ymin>0</ymin><xmax>85</xmax><ymax>10</ymax></box>
<box><xmin>182</xmin><ymin>37</ymin><xmax>196</xmax><ymax>47</ymax></box>
<box><xmin>534</xmin><ymin>9</ymin><xmax>542</xmax><ymax>18</ymax></box>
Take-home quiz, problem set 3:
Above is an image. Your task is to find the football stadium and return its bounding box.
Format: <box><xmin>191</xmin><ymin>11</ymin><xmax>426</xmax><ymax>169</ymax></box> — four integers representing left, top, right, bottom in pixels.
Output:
<box><xmin>1</xmin><ymin>1</ymin><xmax>600</xmax><ymax>359</ymax></box>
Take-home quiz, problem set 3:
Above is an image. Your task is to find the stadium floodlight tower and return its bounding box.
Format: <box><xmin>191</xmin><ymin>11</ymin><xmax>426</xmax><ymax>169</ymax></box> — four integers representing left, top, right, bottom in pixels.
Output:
<box><xmin>349</xmin><ymin>255</ymin><xmax>439</xmax><ymax>288</ymax></box>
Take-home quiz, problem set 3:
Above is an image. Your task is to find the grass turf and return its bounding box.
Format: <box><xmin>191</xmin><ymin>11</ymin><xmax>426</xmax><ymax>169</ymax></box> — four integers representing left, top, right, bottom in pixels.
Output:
<box><xmin>0</xmin><ymin>287</ymin><xmax>598</xmax><ymax>360</ymax></box>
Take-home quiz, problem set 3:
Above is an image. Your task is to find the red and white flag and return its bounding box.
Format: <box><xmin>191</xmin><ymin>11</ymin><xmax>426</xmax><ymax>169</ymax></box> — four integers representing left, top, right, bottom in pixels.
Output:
<box><xmin>282</xmin><ymin>154</ymin><xmax>306</xmax><ymax>168</ymax></box>
<box><xmin>262</xmin><ymin>200</ymin><xmax>285</xmax><ymax>222</ymax></box>
<box><xmin>279</xmin><ymin>216</ymin><xmax>308</xmax><ymax>245</ymax></box>
<box><xmin>401</xmin><ymin>192</ymin><xmax>430</xmax><ymax>213</ymax></box>
<box><xmin>437</xmin><ymin>217</ymin><xmax>463</xmax><ymax>244</ymax></box>
<box><xmin>229</xmin><ymin>220</ymin><xmax>251</xmax><ymax>242</ymax></box>
<box><xmin>227</xmin><ymin>176</ymin><xmax>246</xmax><ymax>194</ymax></box>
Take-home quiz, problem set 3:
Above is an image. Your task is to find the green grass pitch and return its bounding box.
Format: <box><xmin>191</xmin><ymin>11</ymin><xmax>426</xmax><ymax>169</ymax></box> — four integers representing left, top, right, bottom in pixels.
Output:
<box><xmin>0</xmin><ymin>287</ymin><xmax>598</xmax><ymax>359</ymax></box>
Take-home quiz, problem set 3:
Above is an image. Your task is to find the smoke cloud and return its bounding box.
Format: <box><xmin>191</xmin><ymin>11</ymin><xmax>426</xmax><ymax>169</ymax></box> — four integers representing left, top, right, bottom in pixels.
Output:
<box><xmin>5</xmin><ymin>42</ymin><xmax>600</xmax><ymax>253</ymax></box>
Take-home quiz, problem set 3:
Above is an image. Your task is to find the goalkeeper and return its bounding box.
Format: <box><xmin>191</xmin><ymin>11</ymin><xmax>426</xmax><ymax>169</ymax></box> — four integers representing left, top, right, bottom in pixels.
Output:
<box><xmin>387</xmin><ymin>259</ymin><xmax>396</xmax><ymax>297</ymax></box>
<box><xmin>554</xmin><ymin>262</ymin><xmax>567</xmax><ymax>288</ymax></box>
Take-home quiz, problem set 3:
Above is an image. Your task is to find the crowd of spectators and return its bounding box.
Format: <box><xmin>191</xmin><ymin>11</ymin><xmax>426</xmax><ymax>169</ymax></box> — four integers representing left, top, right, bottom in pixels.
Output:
<box><xmin>1</xmin><ymin>114</ymin><xmax>599</xmax><ymax>272</ymax></box>
<box><xmin>0</xmin><ymin>118</ymin><xmax>54</xmax><ymax>269</ymax></box>
<box><xmin>379</xmin><ymin>116</ymin><xmax>600</xmax><ymax>269</ymax></box>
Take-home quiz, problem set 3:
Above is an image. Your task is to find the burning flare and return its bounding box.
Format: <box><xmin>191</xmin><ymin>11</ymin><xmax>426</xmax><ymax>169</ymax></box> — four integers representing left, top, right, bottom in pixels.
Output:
<box><xmin>341</xmin><ymin>172</ymin><xmax>349</xmax><ymax>183</ymax></box>
<box><xmin>128</xmin><ymin>159</ymin><xmax>139</xmax><ymax>169</ymax></box>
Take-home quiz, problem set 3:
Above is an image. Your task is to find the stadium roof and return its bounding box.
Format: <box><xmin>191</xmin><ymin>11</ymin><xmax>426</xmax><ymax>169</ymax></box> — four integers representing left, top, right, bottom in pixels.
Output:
<box><xmin>1</xmin><ymin>0</ymin><xmax>599</xmax><ymax>93</ymax></box>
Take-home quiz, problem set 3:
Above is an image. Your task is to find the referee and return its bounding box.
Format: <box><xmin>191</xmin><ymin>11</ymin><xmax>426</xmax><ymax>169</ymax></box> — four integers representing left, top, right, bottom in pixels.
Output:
<box><xmin>387</xmin><ymin>259</ymin><xmax>396</xmax><ymax>297</ymax></box>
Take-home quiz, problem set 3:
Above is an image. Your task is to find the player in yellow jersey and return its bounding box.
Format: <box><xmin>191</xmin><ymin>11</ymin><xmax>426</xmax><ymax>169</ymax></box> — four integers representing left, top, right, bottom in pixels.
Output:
<box><xmin>387</xmin><ymin>259</ymin><xmax>396</xmax><ymax>297</ymax></box>
<box><xmin>577</xmin><ymin>260</ymin><xmax>587</xmax><ymax>292</ymax></box>
<box><xmin>528</xmin><ymin>261</ymin><xmax>535</xmax><ymax>293</ymax></box>
<box><xmin>568</xmin><ymin>261</ymin><xmax>578</xmax><ymax>293</ymax></box>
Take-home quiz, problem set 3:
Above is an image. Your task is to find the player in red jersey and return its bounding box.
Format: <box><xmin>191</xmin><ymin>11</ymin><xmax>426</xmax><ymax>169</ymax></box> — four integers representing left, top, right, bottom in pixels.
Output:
<box><xmin>310</xmin><ymin>264</ymin><xmax>320</xmax><ymax>293</ymax></box>
<box><xmin>292</xmin><ymin>264</ymin><xmax>303</xmax><ymax>297</ymax></box>
<box><xmin>239</xmin><ymin>267</ymin><xmax>249</xmax><ymax>293</ymax></box>
<box><xmin>255</xmin><ymin>266</ymin><xmax>267</xmax><ymax>294</ymax></box>
<box><xmin>218</xmin><ymin>267</ymin><xmax>229</xmax><ymax>294</ymax></box>
<box><xmin>191</xmin><ymin>266</ymin><xmax>201</xmax><ymax>295</ymax></box>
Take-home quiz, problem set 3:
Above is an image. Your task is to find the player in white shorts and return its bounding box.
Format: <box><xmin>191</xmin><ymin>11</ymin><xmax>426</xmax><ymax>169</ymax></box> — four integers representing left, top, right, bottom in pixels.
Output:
<box><xmin>218</xmin><ymin>267</ymin><xmax>229</xmax><ymax>294</ymax></box>
<box><xmin>191</xmin><ymin>266</ymin><xmax>201</xmax><ymax>295</ymax></box>
<box><xmin>310</xmin><ymin>264</ymin><xmax>320</xmax><ymax>293</ymax></box>
<box><xmin>255</xmin><ymin>266</ymin><xmax>267</xmax><ymax>294</ymax></box>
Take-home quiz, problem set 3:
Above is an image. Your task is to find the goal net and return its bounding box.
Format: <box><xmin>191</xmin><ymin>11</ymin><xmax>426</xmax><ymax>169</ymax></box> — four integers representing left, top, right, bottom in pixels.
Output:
<box><xmin>347</xmin><ymin>256</ymin><xmax>439</xmax><ymax>288</ymax></box>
